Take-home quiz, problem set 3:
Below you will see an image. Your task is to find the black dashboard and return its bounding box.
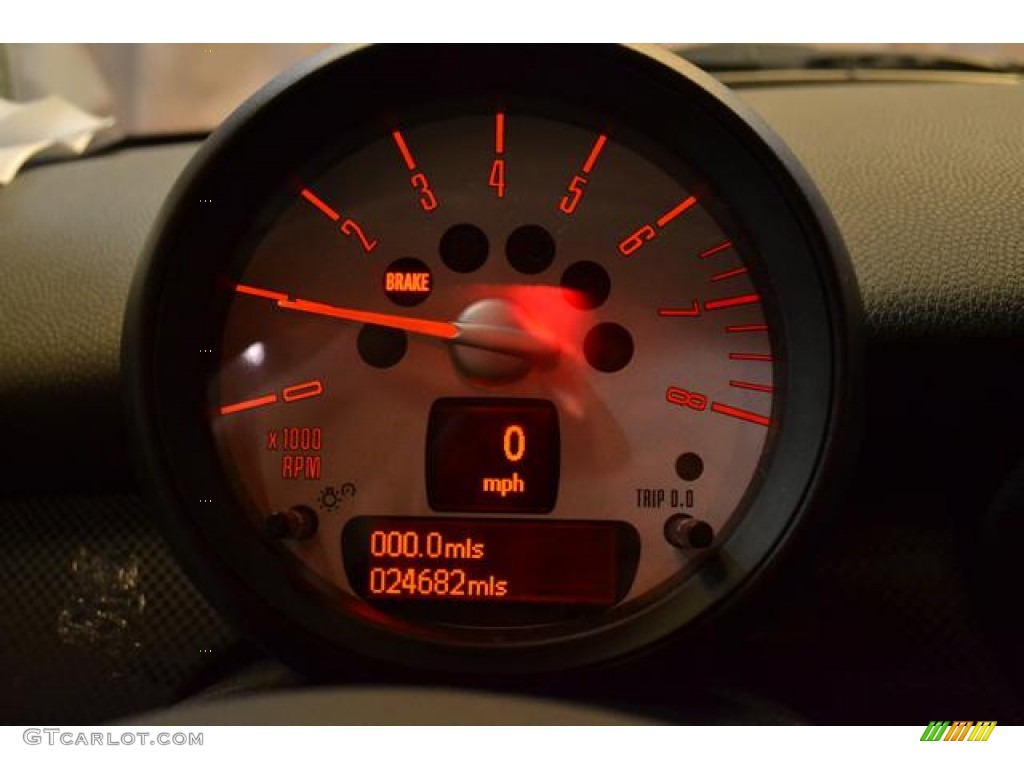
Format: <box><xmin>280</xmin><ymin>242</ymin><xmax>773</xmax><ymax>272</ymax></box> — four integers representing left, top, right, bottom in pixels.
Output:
<box><xmin>1</xmin><ymin>45</ymin><xmax>1022</xmax><ymax>725</ymax></box>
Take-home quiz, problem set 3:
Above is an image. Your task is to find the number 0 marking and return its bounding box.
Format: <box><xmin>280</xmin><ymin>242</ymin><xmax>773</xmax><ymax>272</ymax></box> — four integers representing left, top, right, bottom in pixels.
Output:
<box><xmin>281</xmin><ymin>379</ymin><xmax>324</xmax><ymax>402</ymax></box>
<box><xmin>220</xmin><ymin>378</ymin><xmax>324</xmax><ymax>416</ymax></box>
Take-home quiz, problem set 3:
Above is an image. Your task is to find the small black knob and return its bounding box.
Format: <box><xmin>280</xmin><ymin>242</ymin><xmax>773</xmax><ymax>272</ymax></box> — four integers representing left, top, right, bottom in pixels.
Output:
<box><xmin>264</xmin><ymin>505</ymin><xmax>319</xmax><ymax>541</ymax></box>
<box><xmin>664</xmin><ymin>513</ymin><xmax>713</xmax><ymax>549</ymax></box>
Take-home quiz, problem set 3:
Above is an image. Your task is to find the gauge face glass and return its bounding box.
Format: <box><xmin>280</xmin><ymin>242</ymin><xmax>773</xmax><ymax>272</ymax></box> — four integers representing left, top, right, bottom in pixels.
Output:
<box><xmin>211</xmin><ymin>112</ymin><xmax>777</xmax><ymax>632</ymax></box>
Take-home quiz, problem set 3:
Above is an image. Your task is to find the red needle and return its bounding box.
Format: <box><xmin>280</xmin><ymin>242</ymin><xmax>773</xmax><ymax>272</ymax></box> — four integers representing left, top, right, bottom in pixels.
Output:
<box><xmin>235</xmin><ymin>284</ymin><xmax>457</xmax><ymax>339</ymax></box>
<box><xmin>234</xmin><ymin>283</ymin><xmax>558</xmax><ymax>360</ymax></box>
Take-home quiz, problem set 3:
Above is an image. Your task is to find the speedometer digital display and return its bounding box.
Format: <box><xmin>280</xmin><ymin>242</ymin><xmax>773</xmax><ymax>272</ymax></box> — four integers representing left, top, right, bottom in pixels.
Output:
<box><xmin>126</xmin><ymin>45</ymin><xmax>858</xmax><ymax>673</ymax></box>
<box><xmin>425</xmin><ymin>398</ymin><xmax>560</xmax><ymax>514</ymax></box>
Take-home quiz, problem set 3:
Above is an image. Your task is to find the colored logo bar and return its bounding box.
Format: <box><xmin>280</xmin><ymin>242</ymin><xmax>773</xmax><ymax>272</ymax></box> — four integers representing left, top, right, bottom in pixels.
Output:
<box><xmin>920</xmin><ymin>721</ymin><xmax>996</xmax><ymax>741</ymax></box>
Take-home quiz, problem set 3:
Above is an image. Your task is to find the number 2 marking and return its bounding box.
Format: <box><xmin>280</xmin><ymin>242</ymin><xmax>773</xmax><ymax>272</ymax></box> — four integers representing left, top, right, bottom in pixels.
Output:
<box><xmin>340</xmin><ymin>219</ymin><xmax>378</xmax><ymax>253</ymax></box>
<box><xmin>300</xmin><ymin>187</ymin><xmax>380</xmax><ymax>255</ymax></box>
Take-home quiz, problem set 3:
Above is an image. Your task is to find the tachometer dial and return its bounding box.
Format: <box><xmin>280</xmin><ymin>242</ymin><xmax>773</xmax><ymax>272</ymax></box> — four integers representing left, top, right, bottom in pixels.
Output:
<box><xmin>125</xmin><ymin>45</ymin><xmax>859</xmax><ymax>673</ymax></box>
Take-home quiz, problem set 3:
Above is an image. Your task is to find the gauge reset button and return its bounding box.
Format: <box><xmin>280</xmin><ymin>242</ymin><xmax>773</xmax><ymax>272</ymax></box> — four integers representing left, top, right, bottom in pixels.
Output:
<box><xmin>264</xmin><ymin>505</ymin><xmax>319</xmax><ymax>541</ymax></box>
<box><xmin>664</xmin><ymin>514</ymin><xmax>713</xmax><ymax>549</ymax></box>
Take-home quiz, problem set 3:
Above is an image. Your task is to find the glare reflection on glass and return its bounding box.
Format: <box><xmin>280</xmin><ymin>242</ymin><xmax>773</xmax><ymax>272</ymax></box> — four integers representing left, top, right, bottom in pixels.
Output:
<box><xmin>242</xmin><ymin>342</ymin><xmax>265</xmax><ymax>367</ymax></box>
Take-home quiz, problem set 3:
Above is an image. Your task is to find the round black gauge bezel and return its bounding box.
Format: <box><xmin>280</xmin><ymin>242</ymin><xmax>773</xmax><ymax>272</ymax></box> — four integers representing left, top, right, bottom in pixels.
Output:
<box><xmin>123</xmin><ymin>44</ymin><xmax>861</xmax><ymax>675</ymax></box>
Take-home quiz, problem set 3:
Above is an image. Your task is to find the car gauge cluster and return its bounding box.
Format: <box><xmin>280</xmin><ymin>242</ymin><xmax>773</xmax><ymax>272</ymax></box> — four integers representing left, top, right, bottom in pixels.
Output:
<box><xmin>124</xmin><ymin>45</ymin><xmax>860</xmax><ymax>674</ymax></box>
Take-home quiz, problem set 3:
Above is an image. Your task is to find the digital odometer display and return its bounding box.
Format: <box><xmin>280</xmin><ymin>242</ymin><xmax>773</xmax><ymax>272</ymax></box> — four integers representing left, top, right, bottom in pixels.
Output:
<box><xmin>343</xmin><ymin>516</ymin><xmax>640</xmax><ymax>622</ymax></box>
<box><xmin>426</xmin><ymin>398</ymin><xmax>559</xmax><ymax>513</ymax></box>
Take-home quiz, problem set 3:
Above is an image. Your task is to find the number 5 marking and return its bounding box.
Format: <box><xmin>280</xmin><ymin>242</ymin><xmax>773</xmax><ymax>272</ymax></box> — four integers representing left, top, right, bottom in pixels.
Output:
<box><xmin>558</xmin><ymin>134</ymin><xmax>607</xmax><ymax>215</ymax></box>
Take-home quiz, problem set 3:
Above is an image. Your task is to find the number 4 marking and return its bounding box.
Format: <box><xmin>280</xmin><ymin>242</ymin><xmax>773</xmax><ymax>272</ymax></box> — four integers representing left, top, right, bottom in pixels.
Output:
<box><xmin>490</xmin><ymin>112</ymin><xmax>507</xmax><ymax>198</ymax></box>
